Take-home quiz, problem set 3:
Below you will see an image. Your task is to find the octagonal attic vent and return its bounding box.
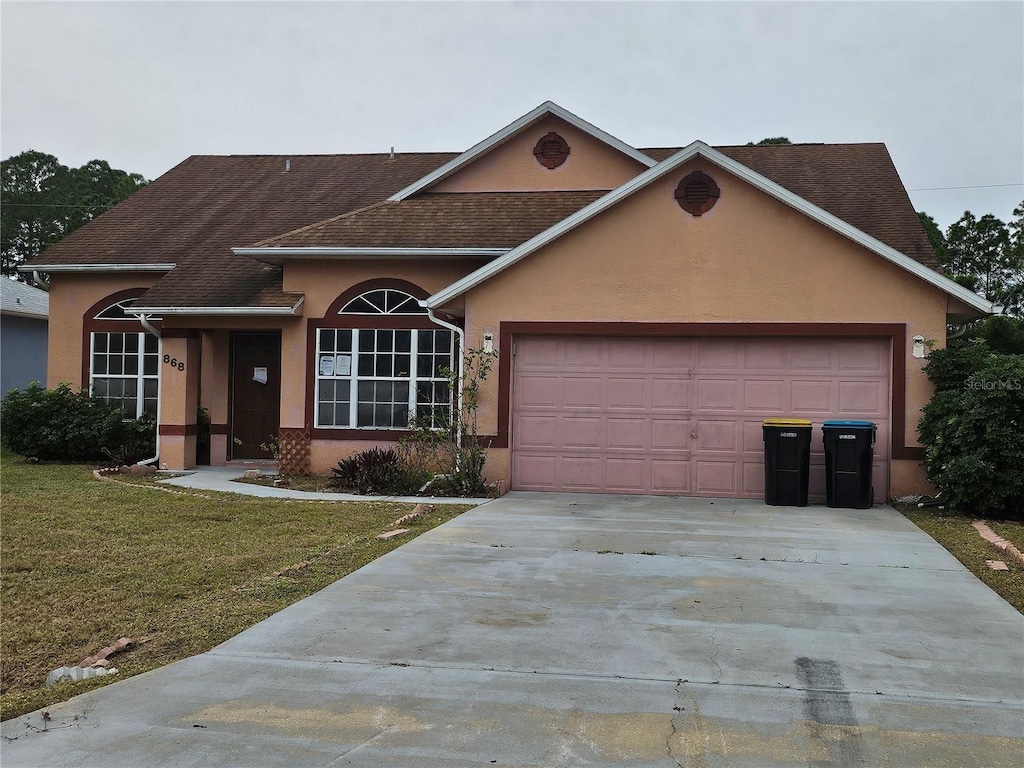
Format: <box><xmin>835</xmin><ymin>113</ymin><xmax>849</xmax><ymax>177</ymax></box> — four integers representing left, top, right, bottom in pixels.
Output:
<box><xmin>675</xmin><ymin>171</ymin><xmax>720</xmax><ymax>216</ymax></box>
<box><xmin>534</xmin><ymin>132</ymin><xmax>570</xmax><ymax>169</ymax></box>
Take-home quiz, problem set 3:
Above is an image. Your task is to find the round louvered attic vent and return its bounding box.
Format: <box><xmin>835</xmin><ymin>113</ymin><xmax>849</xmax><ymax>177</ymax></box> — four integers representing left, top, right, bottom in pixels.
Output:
<box><xmin>675</xmin><ymin>171</ymin><xmax>721</xmax><ymax>216</ymax></box>
<box><xmin>533</xmin><ymin>132</ymin><xmax>570</xmax><ymax>169</ymax></box>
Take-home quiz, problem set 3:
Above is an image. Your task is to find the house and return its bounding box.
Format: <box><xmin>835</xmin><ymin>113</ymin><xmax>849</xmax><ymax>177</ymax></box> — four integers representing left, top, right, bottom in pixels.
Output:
<box><xmin>1</xmin><ymin>278</ymin><xmax>49</xmax><ymax>396</ymax></box>
<box><xmin>20</xmin><ymin>102</ymin><xmax>995</xmax><ymax>500</ymax></box>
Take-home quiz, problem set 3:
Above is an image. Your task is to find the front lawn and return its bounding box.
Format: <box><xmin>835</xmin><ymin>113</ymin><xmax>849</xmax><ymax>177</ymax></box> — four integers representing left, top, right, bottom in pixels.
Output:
<box><xmin>0</xmin><ymin>453</ymin><xmax>472</xmax><ymax>720</ymax></box>
<box><xmin>896</xmin><ymin>504</ymin><xmax>1024</xmax><ymax>614</ymax></box>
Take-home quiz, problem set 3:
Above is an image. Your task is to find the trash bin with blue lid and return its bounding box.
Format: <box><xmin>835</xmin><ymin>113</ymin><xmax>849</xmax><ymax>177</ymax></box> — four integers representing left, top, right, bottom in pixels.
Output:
<box><xmin>762</xmin><ymin>418</ymin><xmax>813</xmax><ymax>506</ymax></box>
<box><xmin>822</xmin><ymin>420</ymin><xmax>876</xmax><ymax>509</ymax></box>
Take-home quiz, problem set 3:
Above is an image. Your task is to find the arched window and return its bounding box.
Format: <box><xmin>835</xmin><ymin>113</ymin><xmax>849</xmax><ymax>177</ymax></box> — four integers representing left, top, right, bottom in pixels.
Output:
<box><xmin>86</xmin><ymin>293</ymin><xmax>160</xmax><ymax>418</ymax></box>
<box><xmin>314</xmin><ymin>286</ymin><xmax>454</xmax><ymax>431</ymax></box>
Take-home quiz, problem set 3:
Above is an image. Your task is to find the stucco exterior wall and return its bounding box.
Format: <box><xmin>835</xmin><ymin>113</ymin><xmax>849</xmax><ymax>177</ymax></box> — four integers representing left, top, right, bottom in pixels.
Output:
<box><xmin>279</xmin><ymin>260</ymin><xmax>478</xmax><ymax>432</ymax></box>
<box><xmin>458</xmin><ymin>159</ymin><xmax>948</xmax><ymax>495</ymax></box>
<box><xmin>45</xmin><ymin>273</ymin><xmax>161</xmax><ymax>388</ymax></box>
<box><xmin>430</xmin><ymin>116</ymin><xmax>648</xmax><ymax>193</ymax></box>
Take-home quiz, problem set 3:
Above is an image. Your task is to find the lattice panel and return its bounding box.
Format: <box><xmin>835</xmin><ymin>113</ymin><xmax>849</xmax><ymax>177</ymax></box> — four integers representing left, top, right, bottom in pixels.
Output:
<box><xmin>278</xmin><ymin>427</ymin><xmax>311</xmax><ymax>477</ymax></box>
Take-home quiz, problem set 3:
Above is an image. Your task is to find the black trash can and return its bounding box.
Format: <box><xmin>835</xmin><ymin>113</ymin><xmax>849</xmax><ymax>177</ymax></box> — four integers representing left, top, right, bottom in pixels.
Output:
<box><xmin>762</xmin><ymin>419</ymin><xmax>812</xmax><ymax>506</ymax></box>
<box><xmin>822</xmin><ymin>420</ymin><xmax>876</xmax><ymax>509</ymax></box>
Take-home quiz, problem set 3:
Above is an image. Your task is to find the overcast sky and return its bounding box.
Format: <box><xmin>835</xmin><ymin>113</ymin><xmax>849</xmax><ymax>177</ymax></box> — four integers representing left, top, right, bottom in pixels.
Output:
<box><xmin>2</xmin><ymin>1</ymin><xmax>1021</xmax><ymax>230</ymax></box>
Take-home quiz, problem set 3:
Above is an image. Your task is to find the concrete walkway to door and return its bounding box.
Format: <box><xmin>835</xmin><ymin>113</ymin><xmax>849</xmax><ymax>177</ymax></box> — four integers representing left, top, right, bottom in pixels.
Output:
<box><xmin>3</xmin><ymin>493</ymin><xmax>1022</xmax><ymax>766</ymax></box>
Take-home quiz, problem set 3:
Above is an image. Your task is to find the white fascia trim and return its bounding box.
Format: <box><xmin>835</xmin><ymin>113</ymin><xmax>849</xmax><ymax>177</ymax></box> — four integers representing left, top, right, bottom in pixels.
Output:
<box><xmin>18</xmin><ymin>263</ymin><xmax>176</xmax><ymax>273</ymax></box>
<box><xmin>427</xmin><ymin>141</ymin><xmax>996</xmax><ymax>314</ymax></box>
<box><xmin>234</xmin><ymin>247</ymin><xmax>507</xmax><ymax>263</ymax></box>
<box><xmin>129</xmin><ymin>296</ymin><xmax>304</xmax><ymax>316</ymax></box>
<box><xmin>387</xmin><ymin>101</ymin><xmax>656</xmax><ymax>203</ymax></box>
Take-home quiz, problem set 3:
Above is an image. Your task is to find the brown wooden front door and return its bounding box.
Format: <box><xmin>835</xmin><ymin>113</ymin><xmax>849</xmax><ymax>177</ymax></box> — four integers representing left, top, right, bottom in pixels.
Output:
<box><xmin>230</xmin><ymin>332</ymin><xmax>281</xmax><ymax>459</ymax></box>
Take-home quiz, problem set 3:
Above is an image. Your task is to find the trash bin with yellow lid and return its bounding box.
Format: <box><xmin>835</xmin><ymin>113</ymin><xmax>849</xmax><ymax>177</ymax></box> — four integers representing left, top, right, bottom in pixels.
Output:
<box><xmin>762</xmin><ymin>418</ymin><xmax>813</xmax><ymax>506</ymax></box>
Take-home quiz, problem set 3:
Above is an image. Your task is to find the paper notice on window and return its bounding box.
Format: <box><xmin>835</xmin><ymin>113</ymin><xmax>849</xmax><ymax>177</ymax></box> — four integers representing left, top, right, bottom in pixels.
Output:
<box><xmin>253</xmin><ymin>366</ymin><xmax>268</xmax><ymax>384</ymax></box>
<box><xmin>319</xmin><ymin>355</ymin><xmax>335</xmax><ymax>377</ymax></box>
<box><xmin>335</xmin><ymin>355</ymin><xmax>352</xmax><ymax>376</ymax></box>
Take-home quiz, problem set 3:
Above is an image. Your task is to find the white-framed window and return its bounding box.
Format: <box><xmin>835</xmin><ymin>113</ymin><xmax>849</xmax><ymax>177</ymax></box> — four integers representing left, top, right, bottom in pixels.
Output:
<box><xmin>89</xmin><ymin>299</ymin><xmax>160</xmax><ymax>418</ymax></box>
<box><xmin>314</xmin><ymin>289</ymin><xmax>454</xmax><ymax>430</ymax></box>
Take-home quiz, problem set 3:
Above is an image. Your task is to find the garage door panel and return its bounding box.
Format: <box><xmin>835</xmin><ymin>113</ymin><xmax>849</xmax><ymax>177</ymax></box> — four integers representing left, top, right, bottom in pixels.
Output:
<box><xmin>652</xmin><ymin>460</ymin><xmax>691</xmax><ymax>493</ymax></box>
<box><xmin>563</xmin><ymin>416</ymin><xmax>603</xmax><ymax>449</ymax></box>
<box><xmin>515</xmin><ymin>374</ymin><xmax>560</xmax><ymax>408</ymax></box>
<box><xmin>563</xmin><ymin>376</ymin><xmax>602</xmax><ymax>409</ymax></box>
<box><xmin>512</xmin><ymin>336</ymin><xmax>890</xmax><ymax>500</ymax></box>
<box><xmin>695</xmin><ymin>460</ymin><xmax>739</xmax><ymax>495</ymax></box>
<box><xmin>697</xmin><ymin>378</ymin><xmax>739</xmax><ymax>411</ymax></box>
<box><xmin>743</xmin><ymin>341</ymin><xmax>786</xmax><ymax>369</ymax></box>
<box><xmin>607</xmin><ymin>417</ymin><xmax>646</xmax><ymax>450</ymax></box>
<box><xmin>791</xmin><ymin>379</ymin><xmax>832</xmax><ymax>412</ymax></box>
<box><xmin>744</xmin><ymin>379</ymin><xmax>785</xmax><ymax>411</ymax></box>
<box><xmin>559</xmin><ymin>456</ymin><xmax>602</xmax><ymax>491</ymax></box>
<box><xmin>840</xmin><ymin>340</ymin><xmax>886</xmax><ymax>371</ymax></box>
<box><xmin>607</xmin><ymin>377</ymin><xmax>647</xmax><ymax>409</ymax></box>
<box><xmin>651</xmin><ymin>419</ymin><xmax>689</xmax><ymax>451</ymax></box>
<box><xmin>838</xmin><ymin>380</ymin><xmax>886</xmax><ymax>413</ymax></box>
<box><xmin>606</xmin><ymin>458</ymin><xmax>647</xmax><ymax>493</ymax></box>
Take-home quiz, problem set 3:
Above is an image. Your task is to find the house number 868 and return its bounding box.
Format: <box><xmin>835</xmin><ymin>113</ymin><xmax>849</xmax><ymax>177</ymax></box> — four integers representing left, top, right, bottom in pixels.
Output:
<box><xmin>163</xmin><ymin>354</ymin><xmax>185</xmax><ymax>372</ymax></box>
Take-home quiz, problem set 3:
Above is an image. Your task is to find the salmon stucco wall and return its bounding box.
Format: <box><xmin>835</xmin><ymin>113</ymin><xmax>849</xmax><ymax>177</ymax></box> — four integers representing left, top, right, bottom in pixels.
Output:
<box><xmin>459</xmin><ymin>158</ymin><xmax>950</xmax><ymax>494</ymax></box>
<box><xmin>430</xmin><ymin>116</ymin><xmax>648</xmax><ymax>194</ymax></box>
<box><xmin>279</xmin><ymin>260</ymin><xmax>477</xmax><ymax>432</ymax></box>
<box><xmin>45</xmin><ymin>273</ymin><xmax>161</xmax><ymax>388</ymax></box>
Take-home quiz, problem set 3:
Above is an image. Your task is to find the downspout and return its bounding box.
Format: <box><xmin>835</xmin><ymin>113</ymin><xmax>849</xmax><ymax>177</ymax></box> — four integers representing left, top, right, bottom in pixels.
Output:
<box><xmin>137</xmin><ymin>314</ymin><xmax>161</xmax><ymax>466</ymax></box>
<box><xmin>424</xmin><ymin>306</ymin><xmax>466</xmax><ymax>474</ymax></box>
<box><xmin>32</xmin><ymin>271</ymin><xmax>50</xmax><ymax>291</ymax></box>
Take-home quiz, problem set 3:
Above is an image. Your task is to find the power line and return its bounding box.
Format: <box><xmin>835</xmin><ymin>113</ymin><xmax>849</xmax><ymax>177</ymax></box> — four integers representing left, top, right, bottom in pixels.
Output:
<box><xmin>908</xmin><ymin>182</ymin><xmax>1023</xmax><ymax>192</ymax></box>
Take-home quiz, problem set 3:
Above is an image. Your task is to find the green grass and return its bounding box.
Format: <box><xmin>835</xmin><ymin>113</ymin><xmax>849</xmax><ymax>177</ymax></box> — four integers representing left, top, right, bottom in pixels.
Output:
<box><xmin>896</xmin><ymin>503</ymin><xmax>1024</xmax><ymax>614</ymax></box>
<box><xmin>0</xmin><ymin>452</ymin><xmax>472</xmax><ymax>721</ymax></box>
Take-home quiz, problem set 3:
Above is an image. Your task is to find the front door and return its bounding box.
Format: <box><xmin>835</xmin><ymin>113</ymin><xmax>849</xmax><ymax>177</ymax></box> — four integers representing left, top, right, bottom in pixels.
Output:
<box><xmin>230</xmin><ymin>332</ymin><xmax>281</xmax><ymax>459</ymax></box>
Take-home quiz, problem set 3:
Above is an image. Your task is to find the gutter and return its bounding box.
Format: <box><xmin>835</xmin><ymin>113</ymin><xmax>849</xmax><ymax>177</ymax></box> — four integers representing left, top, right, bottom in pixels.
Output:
<box><xmin>136</xmin><ymin>315</ymin><xmax>162</xmax><ymax>467</ymax></box>
<box><xmin>424</xmin><ymin>306</ymin><xmax>465</xmax><ymax>456</ymax></box>
<box><xmin>18</xmin><ymin>263</ymin><xmax>176</xmax><ymax>273</ymax></box>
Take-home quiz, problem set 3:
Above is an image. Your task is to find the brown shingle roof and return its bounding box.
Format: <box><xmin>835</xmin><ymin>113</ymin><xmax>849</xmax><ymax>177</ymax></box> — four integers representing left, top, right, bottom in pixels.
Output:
<box><xmin>256</xmin><ymin>191</ymin><xmax>608</xmax><ymax>250</ymax></box>
<box><xmin>28</xmin><ymin>153</ymin><xmax>456</xmax><ymax>308</ymax></box>
<box><xmin>27</xmin><ymin>142</ymin><xmax>939</xmax><ymax>308</ymax></box>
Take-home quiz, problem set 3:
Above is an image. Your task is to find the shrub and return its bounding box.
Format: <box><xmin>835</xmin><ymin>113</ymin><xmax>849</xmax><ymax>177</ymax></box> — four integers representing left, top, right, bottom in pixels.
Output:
<box><xmin>330</xmin><ymin>447</ymin><xmax>423</xmax><ymax>495</ymax></box>
<box><xmin>971</xmin><ymin>315</ymin><xmax>1024</xmax><ymax>354</ymax></box>
<box><xmin>0</xmin><ymin>383</ymin><xmax>128</xmax><ymax>462</ymax></box>
<box><xmin>919</xmin><ymin>344</ymin><xmax>1024</xmax><ymax>518</ymax></box>
<box><xmin>103</xmin><ymin>412</ymin><xmax>157</xmax><ymax>465</ymax></box>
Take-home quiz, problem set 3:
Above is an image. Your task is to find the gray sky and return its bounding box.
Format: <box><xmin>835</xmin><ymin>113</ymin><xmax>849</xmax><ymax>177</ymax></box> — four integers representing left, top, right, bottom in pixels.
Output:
<box><xmin>2</xmin><ymin>1</ymin><xmax>1022</xmax><ymax>230</ymax></box>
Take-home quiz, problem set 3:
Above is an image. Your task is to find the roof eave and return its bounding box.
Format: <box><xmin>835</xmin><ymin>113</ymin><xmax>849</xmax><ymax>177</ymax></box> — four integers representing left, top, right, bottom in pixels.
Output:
<box><xmin>387</xmin><ymin>101</ymin><xmax>656</xmax><ymax>202</ymax></box>
<box><xmin>234</xmin><ymin>247</ymin><xmax>509</xmax><ymax>265</ymax></box>
<box><xmin>426</xmin><ymin>141</ymin><xmax>997</xmax><ymax>315</ymax></box>
<box><xmin>18</xmin><ymin>263</ymin><xmax>176</xmax><ymax>274</ymax></box>
<box><xmin>128</xmin><ymin>296</ymin><xmax>305</xmax><ymax>317</ymax></box>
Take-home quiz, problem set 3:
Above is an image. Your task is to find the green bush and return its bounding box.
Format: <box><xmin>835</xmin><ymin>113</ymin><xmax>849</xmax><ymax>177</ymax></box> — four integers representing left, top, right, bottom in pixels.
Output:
<box><xmin>0</xmin><ymin>383</ymin><xmax>154</xmax><ymax>463</ymax></box>
<box><xmin>330</xmin><ymin>447</ymin><xmax>424</xmax><ymax>495</ymax></box>
<box><xmin>971</xmin><ymin>315</ymin><xmax>1024</xmax><ymax>354</ymax></box>
<box><xmin>919</xmin><ymin>344</ymin><xmax>1024</xmax><ymax>518</ymax></box>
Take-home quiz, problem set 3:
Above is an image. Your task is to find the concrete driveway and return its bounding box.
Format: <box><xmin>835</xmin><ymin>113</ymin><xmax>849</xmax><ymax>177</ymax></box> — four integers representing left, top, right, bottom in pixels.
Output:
<box><xmin>3</xmin><ymin>493</ymin><xmax>1022</xmax><ymax>767</ymax></box>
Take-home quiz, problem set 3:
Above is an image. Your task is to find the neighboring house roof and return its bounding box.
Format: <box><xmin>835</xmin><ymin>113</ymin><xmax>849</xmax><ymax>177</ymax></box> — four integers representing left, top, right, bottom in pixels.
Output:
<box><xmin>425</xmin><ymin>141</ymin><xmax>993</xmax><ymax>314</ymax></box>
<box><xmin>0</xmin><ymin>279</ymin><xmax>49</xmax><ymax>319</ymax></box>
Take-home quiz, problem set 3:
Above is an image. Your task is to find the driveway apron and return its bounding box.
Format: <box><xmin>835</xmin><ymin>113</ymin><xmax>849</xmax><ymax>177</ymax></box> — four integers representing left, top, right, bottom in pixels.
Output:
<box><xmin>3</xmin><ymin>492</ymin><xmax>1022</xmax><ymax>767</ymax></box>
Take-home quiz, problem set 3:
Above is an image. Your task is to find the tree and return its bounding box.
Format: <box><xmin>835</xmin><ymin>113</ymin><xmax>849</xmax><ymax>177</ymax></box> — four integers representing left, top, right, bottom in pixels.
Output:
<box><xmin>917</xmin><ymin>211</ymin><xmax>947</xmax><ymax>266</ymax></box>
<box><xmin>1</xmin><ymin>151</ymin><xmax>147</xmax><ymax>278</ymax></box>
<box><xmin>746</xmin><ymin>137</ymin><xmax>793</xmax><ymax>146</ymax></box>
<box><xmin>944</xmin><ymin>208</ymin><xmax>1022</xmax><ymax>316</ymax></box>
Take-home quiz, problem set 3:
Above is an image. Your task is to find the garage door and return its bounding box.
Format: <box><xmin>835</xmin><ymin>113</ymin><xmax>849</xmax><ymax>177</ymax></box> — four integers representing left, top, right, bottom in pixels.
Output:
<box><xmin>511</xmin><ymin>336</ymin><xmax>890</xmax><ymax>501</ymax></box>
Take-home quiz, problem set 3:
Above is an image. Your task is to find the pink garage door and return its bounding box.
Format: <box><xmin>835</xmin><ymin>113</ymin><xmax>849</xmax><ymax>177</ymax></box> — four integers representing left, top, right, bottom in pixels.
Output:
<box><xmin>511</xmin><ymin>336</ymin><xmax>890</xmax><ymax>501</ymax></box>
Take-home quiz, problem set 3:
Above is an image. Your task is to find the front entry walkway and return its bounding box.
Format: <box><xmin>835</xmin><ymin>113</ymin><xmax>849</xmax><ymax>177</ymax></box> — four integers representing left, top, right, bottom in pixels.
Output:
<box><xmin>3</xmin><ymin>493</ymin><xmax>1021</xmax><ymax>766</ymax></box>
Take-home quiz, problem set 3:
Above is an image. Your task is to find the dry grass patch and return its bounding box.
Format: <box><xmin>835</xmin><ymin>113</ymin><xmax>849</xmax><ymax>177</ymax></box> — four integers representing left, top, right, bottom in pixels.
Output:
<box><xmin>0</xmin><ymin>453</ymin><xmax>472</xmax><ymax>720</ymax></box>
<box><xmin>896</xmin><ymin>503</ymin><xmax>1024</xmax><ymax>614</ymax></box>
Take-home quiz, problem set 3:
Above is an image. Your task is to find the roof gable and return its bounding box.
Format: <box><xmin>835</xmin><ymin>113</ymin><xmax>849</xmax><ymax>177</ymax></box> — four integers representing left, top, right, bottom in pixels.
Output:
<box><xmin>387</xmin><ymin>102</ymin><xmax>656</xmax><ymax>201</ymax></box>
<box><xmin>425</xmin><ymin>142</ymin><xmax>995</xmax><ymax>315</ymax></box>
